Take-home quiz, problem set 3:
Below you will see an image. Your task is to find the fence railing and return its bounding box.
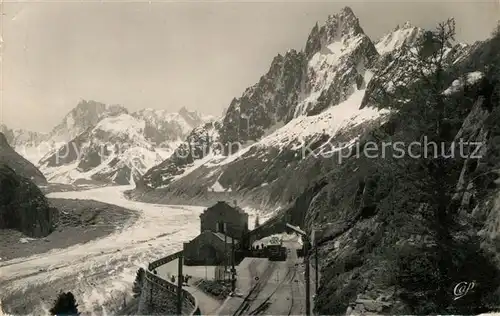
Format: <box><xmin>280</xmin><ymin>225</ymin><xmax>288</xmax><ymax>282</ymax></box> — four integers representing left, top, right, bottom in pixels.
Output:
<box><xmin>144</xmin><ymin>250</ymin><xmax>201</xmax><ymax>315</ymax></box>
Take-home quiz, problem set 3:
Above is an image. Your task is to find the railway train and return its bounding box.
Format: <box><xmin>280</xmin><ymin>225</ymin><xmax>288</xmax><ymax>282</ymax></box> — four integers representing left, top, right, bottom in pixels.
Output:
<box><xmin>267</xmin><ymin>244</ymin><xmax>287</xmax><ymax>261</ymax></box>
<box><xmin>266</xmin><ymin>244</ymin><xmax>287</xmax><ymax>261</ymax></box>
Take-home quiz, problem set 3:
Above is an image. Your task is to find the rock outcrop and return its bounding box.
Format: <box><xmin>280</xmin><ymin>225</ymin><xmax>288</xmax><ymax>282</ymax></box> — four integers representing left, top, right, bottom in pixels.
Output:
<box><xmin>0</xmin><ymin>162</ymin><xmax>57</xmax><ymax>237</ymax></box>
<box><xmin>0</xmin><ymin>132</ymin><xmax>47</xmax><ymax>185</ymax></box>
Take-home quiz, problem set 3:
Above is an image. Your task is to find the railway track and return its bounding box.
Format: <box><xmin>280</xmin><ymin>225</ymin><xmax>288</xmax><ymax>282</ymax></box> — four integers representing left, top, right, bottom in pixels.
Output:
<box><xmin>248</xmin><ymin>266</ymin><xmax>296</xmax><ymax>315</ymax></box>
<box><xmin>232</xmin><ymin>247</ymin><xmax>302</xmax><ymax>316</ymax></box>
<box><xmin>289</xmin><ymin>261</ymin><xmax>307</xmax><ymax>315</ymax></box>
<box><xmin>232</xmin><ymin>262</ymin><xmax>277</xmax><ymax>316</ymax></box>
<box><xmin>287</xmin><ymin>271</ymin><xmax>295</xmax><ymax>316</ymax></box>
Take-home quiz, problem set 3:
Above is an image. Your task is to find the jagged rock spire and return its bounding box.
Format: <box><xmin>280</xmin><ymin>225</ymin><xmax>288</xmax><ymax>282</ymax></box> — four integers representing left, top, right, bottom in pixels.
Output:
<box><xmin>304</xmin><ymin>6</ymin><xmax>365</xmax><ymax>58</ymax></box>
<box><xmin>324</xmin><ymin>6</ymin><xmax>364</xmax><ymax>39</ymax></box>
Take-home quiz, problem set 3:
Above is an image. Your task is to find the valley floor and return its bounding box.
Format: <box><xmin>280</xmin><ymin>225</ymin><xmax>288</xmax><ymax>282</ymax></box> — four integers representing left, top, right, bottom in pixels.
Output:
<box><xmin>0</xmin><ymin>185</ymin><xmax>205</xmax><ymax>315</ymax></box>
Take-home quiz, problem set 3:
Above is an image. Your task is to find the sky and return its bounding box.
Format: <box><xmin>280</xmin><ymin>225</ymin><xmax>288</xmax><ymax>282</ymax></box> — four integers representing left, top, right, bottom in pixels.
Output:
<box><xmin>1</xmin><ymin>0</ymin><xmax>499</xmax><ymax>133</ymax></box>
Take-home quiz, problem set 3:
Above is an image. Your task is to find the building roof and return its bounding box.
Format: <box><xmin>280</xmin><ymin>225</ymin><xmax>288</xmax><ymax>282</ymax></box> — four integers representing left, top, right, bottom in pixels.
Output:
<box><xmin>192</xmin><ymin>230</ymin><xmax>239</xmax><ymax>244</ymax></box>
<box><xmin>203</xmin><ymin>200</ymin><xmax>247</xmax><ymax>216</ymax></box>
<box><xmin>212</xmin><ymin>232</ymin><xmax>239</xmax><ymax>244</ymax></box>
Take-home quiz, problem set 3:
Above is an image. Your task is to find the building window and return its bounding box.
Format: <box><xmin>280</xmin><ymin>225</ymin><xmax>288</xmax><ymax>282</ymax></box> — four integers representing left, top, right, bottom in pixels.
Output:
<box><xmin>216</xmin><ymin>222</ymin><xmax>226</xmax><ymax>233</ymax></box>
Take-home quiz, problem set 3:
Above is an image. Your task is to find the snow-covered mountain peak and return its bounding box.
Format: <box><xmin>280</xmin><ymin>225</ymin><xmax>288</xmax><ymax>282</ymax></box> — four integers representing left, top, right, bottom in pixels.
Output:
<box><xmin>202</xmin><ymin>114</ymin><xmax>217</xmax><ymax>123</ymax></box>
<box><xmin>295</xmin><ymin>9</ymin><xmax>378</xmax><ymax>117</ymax></box>
<box><xmin>139</xmin><ymin>7</ymin><xmax>390</xmax><ymax>191</ymax></box>
<box><xmin>304</xmin><ymin>7</ymin><xmax>367</xmax><ymax>59</ymax></box>
<box><xmin>68</xmin><ymin>100</ymin><xmax>127</xmax><ymax>120</ymax></box>
<box><xmin>131</xmin><ymin>107</ymin><xmax>206</xmax><ymax>145</ymax></box>
<box><xmin>393</xmin><ymin>21</ymin><xmax>414</xmax><ymax>31</ymax></box>
<box><xmin>133</xmin><ymin>107</ymin><xmax>203</xmax><ymax>126</ymax></box>
<box><xmin>375</xmin><ymin>23</ymin><xmax>423</xmax><ymax>56</ymax></box>
<box><xmin>93</xmin><ymin>113</ymin><xmax>145</xmax><ymax>139</ymax></box>
<box><xmin>6</xmin><ymin>98</ymin><xmax>211</xmax><ymax>184</ymax></box>
<box><xmin>50</xmin><ymin>100</ymin><xmax>128</xmax><ymax>143</ymax></box>
<box><xmin>324</xmin><ymin>6</ymin><xmax>363</xmax><ymax>39</ymax></box>
<box><xmin>36</xmin><ymin>103</ymin><xmax>209</xmax><ymax>185</ymax></box>
<box><xmin>178</xmin><ymin>106</ymin><xmax>195</xmax><ymax>117</ymax></box>
<box><xmin>105</xmin><ymin>104</ymin><xmax>129</xmax><ymax>116</ymax></box>
<box><xmin>402</xmin><ymin>21</ymin><xmax>413</xmax><ymax>29</ymax></box>
<box><xmin>39</xmin><ymin>112</ymin><xmax>163</xmax><ymax>185</ymax></box>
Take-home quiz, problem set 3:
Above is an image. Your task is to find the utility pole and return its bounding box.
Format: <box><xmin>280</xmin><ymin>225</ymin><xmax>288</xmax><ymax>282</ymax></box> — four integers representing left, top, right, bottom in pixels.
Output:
<box><xmin>231</xmin><ymin>237</ymin><xmax>236</xmax><ymax>292</ymax></box>
<box><xmin>224</xmin><ymin>222</ymin><xmax>227</xmax><ymax>283</ymax></box>
<box><xmin>305</xmin><ymin>237</ymin><xmax>311</xmax><ymax>316</ymax></box>
<box><xmin>315</xmin><ymin>245</ymin><xmax>319</xmax><ymax>293</ymax></box>
<box><xmin>176</xmin><ymin>254</ymin><xmax>183</xmax><ymax>315</ymax></box>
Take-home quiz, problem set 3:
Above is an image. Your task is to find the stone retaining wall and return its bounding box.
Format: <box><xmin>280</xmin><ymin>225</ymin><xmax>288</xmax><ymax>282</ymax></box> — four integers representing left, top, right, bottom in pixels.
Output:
<box><xmin>137</xmin><ymin>251</ymin><xmax>201</xmax><ymax>315</ymax></box>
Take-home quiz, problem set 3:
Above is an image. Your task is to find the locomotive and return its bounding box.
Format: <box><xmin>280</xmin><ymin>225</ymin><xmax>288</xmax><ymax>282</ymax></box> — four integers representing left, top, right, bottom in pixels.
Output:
<box><xmin>266</xmin><ymin>236</ymin><xmax>287</xmax><ymax>261</ymax></box>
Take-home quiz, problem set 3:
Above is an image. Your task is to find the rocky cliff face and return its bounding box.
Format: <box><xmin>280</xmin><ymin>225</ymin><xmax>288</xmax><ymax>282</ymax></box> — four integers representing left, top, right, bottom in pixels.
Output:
<box><xmin>296</xmin><ymin>7</ymin><xmax>378</xmax><ymax>117</ymax></box>
<box><xmin>0</xmin><ymin>132</ymin><xmax>55</xmax><ymax>236</ymax></box>
<box><xmin>273</xmin><ymin>32</ymin><xmax>500</xmax><ymax>314</ymax></box>
<box><xmin>305</xmin><ymin>80</ymin><xmax>500</xmax><ymax>315</ymax></box>
<box><xmin>0</xmin><ymin>132</ymin><xmax>47</xmax><ymax>185</ymax></box>
<box><xmin>216</xmin><ymin>7</ymin><xmax>379</xmax><ymax>144</ymax></box>
<box><xmin>0</xmin><ymin>162</ymin><xmax>57</xmax><ymax>238</ymax></box>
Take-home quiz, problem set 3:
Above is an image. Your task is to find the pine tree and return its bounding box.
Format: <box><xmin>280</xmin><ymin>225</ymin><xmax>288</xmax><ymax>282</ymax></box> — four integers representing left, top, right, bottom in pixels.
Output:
<box><xmin>371</xmin><ymin>19</ymin><xmax>500</xmax><ymax>314</ymax></box>
<box><xmin>186</xmin><ymin>135</ymin><xmax>193</xmax><ymax>163</ymax></box>
<box><xmin>132</xmin><ymin>268</ymin><xmax>145</xmax><ymax>298</ymax></box>
<box><xmin>492</xmin><ymin>20</ymin><xmax>500</xmax><ymax>38</ymax></box>
<box><xmin>49</xmin><ymin>292</ymin><xmax>80</xmax><ymax>316</ymax></box>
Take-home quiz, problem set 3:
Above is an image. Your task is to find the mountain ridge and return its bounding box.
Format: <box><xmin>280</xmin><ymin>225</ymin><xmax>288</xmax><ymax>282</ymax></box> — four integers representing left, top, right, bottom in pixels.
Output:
<box><xmin>32</xmin><ymin>104</ymin><xmax>210</xmax><ymax>185</ymax></box>
<box><xmin>133</xmin><ymin>6</ymin><xmax>444</xmax><ymax>200</ymax></box>
<box><xmin>2</xmin><ymin>100</ymin><xmax>210</xmax><ymax>185</ymax></box>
